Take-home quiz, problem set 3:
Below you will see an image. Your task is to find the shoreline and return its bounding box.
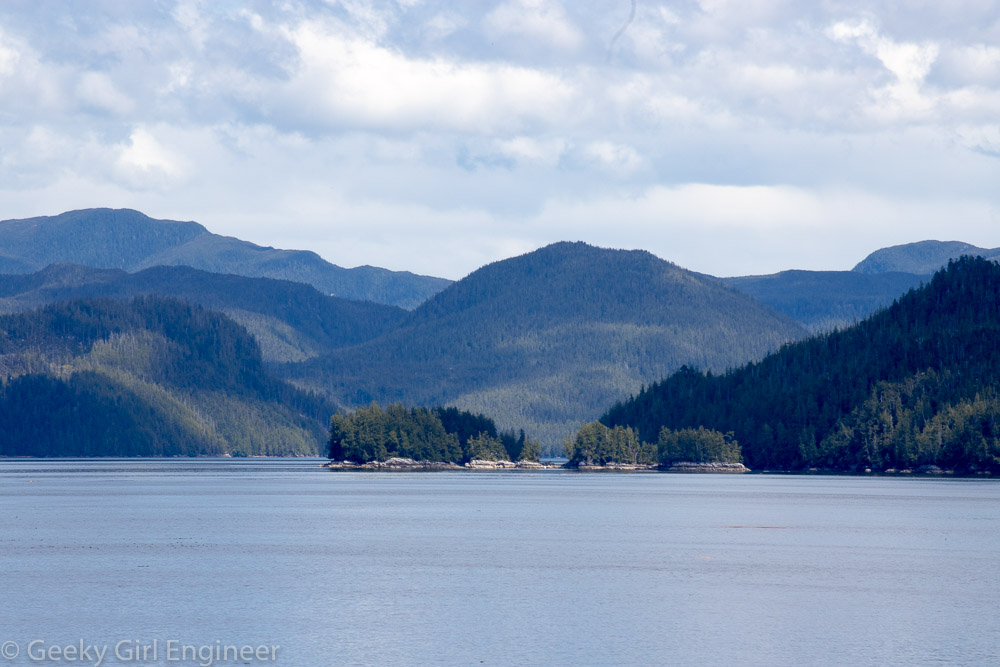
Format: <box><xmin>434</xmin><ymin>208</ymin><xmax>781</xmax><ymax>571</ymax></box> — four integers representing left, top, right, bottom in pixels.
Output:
<box><xmin>322</xmin><ymin>458</ymin><xmax>994</xmax><ymax>476</ymax></box>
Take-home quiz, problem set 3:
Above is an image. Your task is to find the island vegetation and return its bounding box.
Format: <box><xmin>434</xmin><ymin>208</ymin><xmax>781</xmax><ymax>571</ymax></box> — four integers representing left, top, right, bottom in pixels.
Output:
<box><xmin>563</xmin><ymin>421</ymin><xmax>743</xmax><ymax>470</ymax></box>
<box><xmin>328</xmin><ymin>403</ymin><xmax>541</xmax><ymax>464</ymax></box>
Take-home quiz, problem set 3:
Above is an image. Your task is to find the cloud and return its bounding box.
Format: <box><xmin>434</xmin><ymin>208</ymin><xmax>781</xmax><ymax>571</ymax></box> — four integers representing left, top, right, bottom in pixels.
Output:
<box><xmin>485</xmin><ymin>0</ymin><xmax>584</xmax><ymax>52</ymax></box>
<box><xmin>115</xmin><ymin>126</ymin><xmax>188</xmax><ymax>188</ymax></box>
<box><xmin>583</xmin><ymin>141</ymin><xmax>644</xmax><ymax>173</ymax></box>
<box><xmin>0</xmin><ymin>1</ymin><xmax>998</xmax><ymax>283</ymax></box>
<box><xmin>0</xmin><ymin>33</ymin><xmax>19</xmax><ymax>77</ymax></box>
<box><xmin>828</xmin><ymin>18</ymin><xmax>940</xmax><ymax>120</ymax></box>
<box><xmin>76</xmin><ymin>72</ymin><xmax>136</xmax><ymax>115</ymax></box>
<box><xmin>275</xmin><ymin>18</ymin><xmax>578</xmax><ymax>134</ymax></box>
<box><xmin>494</xmin><ymin>136</ymin><xmax>568</xmax><ymax>166</ymax></box>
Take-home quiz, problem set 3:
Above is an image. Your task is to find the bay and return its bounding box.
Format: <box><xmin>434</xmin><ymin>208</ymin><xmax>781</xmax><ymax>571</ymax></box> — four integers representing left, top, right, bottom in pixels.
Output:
<box><xmin>1</xmin><ymin>459</ymin><xmax>998</xmax><ymax>666</ymax></box>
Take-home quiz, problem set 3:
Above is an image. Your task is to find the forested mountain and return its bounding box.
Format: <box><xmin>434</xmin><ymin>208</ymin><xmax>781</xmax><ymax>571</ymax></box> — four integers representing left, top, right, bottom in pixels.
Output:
<box><xmin>852</xmin><ymin>240</ymin><xmax>1000</xmax><ymax>275</ymax></box>
<box><xmin>604</xmin><ymin>257</ymin><xmax>1000</xmax><ymax>473</ymax></box>
<box><xmin>725</xmin><ymin>270</ymin><xmax>926</xmax><ymax>332</ymax></box>
<box><xmin>0</xmin><ymin>296</ymin><xmax>332</xmax><ymax>457</ymax></box>
<box><xmin>0</xmin><ymin>264</ymin><xmax>407</xmax><ymax>362</ymax></box>
<box><xmin>0</xmin><ymin>209</ymin><xmax>451</xmax><ymax>308</ymax></box>
<box><xmin>284</xmin><ymin>242</ymin><xmax>807</xmax><ymax>444</ymax></box>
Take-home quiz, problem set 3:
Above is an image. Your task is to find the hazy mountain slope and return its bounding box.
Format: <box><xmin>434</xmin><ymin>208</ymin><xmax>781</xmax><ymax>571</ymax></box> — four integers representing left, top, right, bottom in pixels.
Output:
<box><xmin>852</xmin><ymin>240</ymin><xmax>1000</xmax><ymax>275</ymax></box>
<box><xmin>0</xmin><ymin>208</ymin><xmax>206</xmax><ymax>268</ymax></box>
<box><xmin>0</xmin><ymin>209</ymin><xmax>451</xmax><ymax>308</ymax></box>
<box><xmin>0</xmin><ymin>264</ymin><xmax>407</xmax><ymax>362</ymax></box>
<box><xmin>604</xmin><ymin>257</ymin><xmax>1000</xmax><ymax>472</ymax></box>
<box><xmin>725</xmin><ymin>270</ymin><xmax>926</xmax><ymax>332</ymax></box>
<box><xmin>284</xmin><ymin>242</ymin><xmax>807</xmax><ymax>443</ymax></box>
<box><xmin>0</xmin><ymin>297</ymin><xmax>333</xmax><ymax>457</ymax></box>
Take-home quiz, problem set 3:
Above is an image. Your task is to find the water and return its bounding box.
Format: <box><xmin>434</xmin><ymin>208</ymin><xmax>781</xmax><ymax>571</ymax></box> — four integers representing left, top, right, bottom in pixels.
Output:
<box><xmin>1</xmin><ymin>459</ymin><xmax>998</xmax><ymax>666</ymax></box>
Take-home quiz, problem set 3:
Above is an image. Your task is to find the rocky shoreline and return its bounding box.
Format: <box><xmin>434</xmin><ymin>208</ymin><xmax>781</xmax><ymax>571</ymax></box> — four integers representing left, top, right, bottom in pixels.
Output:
<box><xmin>321</xmin><ymin>458</ymin><xmax>997</xmax><ymax>475</ymax></box>
<box><xmin>324</xmin><ymin>458</ymin><xmax>750</xmax><ymax>472</ymax></box>
<box><xmin>573</xmin><ymin>462</ymin><xmax>658</xmax><ymax>471</ymax></box>
<box><xmin>664</xmin><ymin>461</ymin><xmax>749</xmax><ymax>473</ymax></box>
<box><xmin>323</xmin><ymin>457</ymin><xmax>562</xmax><ymax>471</ymax></box>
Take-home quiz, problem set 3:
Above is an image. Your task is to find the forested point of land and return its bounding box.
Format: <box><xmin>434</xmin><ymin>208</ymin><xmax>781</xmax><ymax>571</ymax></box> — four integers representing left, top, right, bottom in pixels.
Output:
<box><xmin>328</xmin><ymin>403</ymin><xmax>541</xmax><ymax>464</ymax></box>
<box><xmin>0</xmin><ymin>296</ymin><xmax>332</xmax><ymax>457</ymax></box>
<box><xmin>603</xmin><ymin>257</ymin><xmax>1000</xmax><ymax>473</ymax></box>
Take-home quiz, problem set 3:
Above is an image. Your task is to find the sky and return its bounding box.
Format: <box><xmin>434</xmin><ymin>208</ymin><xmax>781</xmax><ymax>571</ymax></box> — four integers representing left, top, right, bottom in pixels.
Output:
<box><xmin>0</xmin><ymin>0</ymin><xmax>999</xmax><ymax>280</ymax></box>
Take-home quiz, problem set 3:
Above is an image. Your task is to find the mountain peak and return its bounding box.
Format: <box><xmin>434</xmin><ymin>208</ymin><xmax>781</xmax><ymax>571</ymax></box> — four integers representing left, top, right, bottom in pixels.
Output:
<box><xmin>852</xmin><ymin>240</ymin><xmax>999</xmax><ymax>275</ymax></box>
<box><xmin>0</xmin><ymin>208</ymin><xmax>451</xmax><ymax>308</ymax></box>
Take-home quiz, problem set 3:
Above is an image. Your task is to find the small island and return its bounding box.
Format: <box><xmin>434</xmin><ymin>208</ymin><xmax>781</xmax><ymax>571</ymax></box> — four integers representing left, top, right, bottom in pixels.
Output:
<box><xmin>325</xmin><ymin>403</ymin><xmax>549</xmax><ymax>469</ymax></box>
<box><xmin>562</xmin><ymin>421</ymin><xmax>747</xmax><ymax>472</ymax></box>
<box><xmin>324</xmin><ymin>405</ymin><xmax>747</xmax><ymax>472</ymax></box>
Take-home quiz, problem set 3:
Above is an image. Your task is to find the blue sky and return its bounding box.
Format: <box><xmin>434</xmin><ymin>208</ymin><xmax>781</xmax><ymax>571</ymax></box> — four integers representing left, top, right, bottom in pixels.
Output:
<box><xmin>0</xmin><ymin>0</ymin><xmax>998</xmax><ymax>279</ymax></box>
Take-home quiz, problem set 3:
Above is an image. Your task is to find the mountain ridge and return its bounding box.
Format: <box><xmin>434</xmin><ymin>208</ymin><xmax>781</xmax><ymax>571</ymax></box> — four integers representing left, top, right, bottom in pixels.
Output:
<box><xmin>0</xmin><ymin>263</ymin><xmax>407</xmax><ymax>364</ymax></box>
<box><xmin>0</xmin><ymin>208</ymin><xmax>451</xmax><ymax>308</ymax></box>
<box><xmin>284</xmin><ymin>241</ymin><xmax>808</xmax><ymax>444</ymax></box>
<box><xmin>852</xmin><ymin>239</ymin><xmax>1000</xmax><ymax>275</ymax></box>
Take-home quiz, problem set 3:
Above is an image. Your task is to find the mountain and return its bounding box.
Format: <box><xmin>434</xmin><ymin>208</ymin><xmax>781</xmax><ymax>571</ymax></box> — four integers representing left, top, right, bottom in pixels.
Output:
<box><xmin>852</xmin><ymin>240</ymin><xmax>1000</xmax><ymax>275</ymax></box>
<box><xmin>0</xmin><ymin>209</ymin><xmax>451</xmax><ymax>308</ymax></box>
<box><xmin>0</xmin><ymin>264</ymin><xmax>407</xmax><ymax>363</ymax></box>
<box><xmin>603</xmin><ymin>257</ymin><xmax>1000</xmax><ymax>473</ymax></box>
<box><xmin>283</xmin><ymin>242</ymin><xmax>807</xmax><ymax>444</ymax></box>
<box><xmin>0</xmin><ymin>296</ymin><xmax>333</xmax><ymax>457</ymax></box>
<box><xmin>725</xmin><ymin>270</ymin><xmax>926</xmax><ymax>332</ymax></box>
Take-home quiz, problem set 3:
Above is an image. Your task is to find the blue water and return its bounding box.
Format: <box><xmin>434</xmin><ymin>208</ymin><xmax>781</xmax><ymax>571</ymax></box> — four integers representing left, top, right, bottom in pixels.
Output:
<box><xmin>1</xmin><ymin>459</ymin><xmax>998</xmax><ymax>666</ymax></box>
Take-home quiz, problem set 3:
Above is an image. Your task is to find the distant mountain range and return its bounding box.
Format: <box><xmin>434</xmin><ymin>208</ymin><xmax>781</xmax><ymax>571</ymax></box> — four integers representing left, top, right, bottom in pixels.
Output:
<box><xmin>0</xmin><ymin>207</ymin><xmax>997</xmax><ymax>453</ymax></box>
<box><xmin>283</xmin><ymin>242</ymin><xmax>807</xmax><ymax>443</ymax></box>
<box><xmin>725</xmin><ymin>270</ymin><xmax>926</xmax><ymax>332</ymax></box>
<box><xmin>852</xmin><ymin>240</ymin><xmax>1000</xmax><ymax>275</ymax></box>
<box><xmin>0</xmin><ymin>209</ymin><xmax>451</xmax><ymax>308</ymax></box>
<box><xmin>0</xmin><ymin>263</ymin><xmax>406</xmax><ymax>363</ymax></box>
<box><xmin>726</xmin><ymin>240</ymin><xmax>1000</xmax><ymax>332</ymax></box>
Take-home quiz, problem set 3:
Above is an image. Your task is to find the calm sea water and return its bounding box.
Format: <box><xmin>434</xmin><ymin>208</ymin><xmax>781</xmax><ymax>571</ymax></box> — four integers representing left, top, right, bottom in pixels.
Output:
<box><xmin>1</xmin><ymin>459</ymin><xmax>998</xmax><ymax>666</ymax></box>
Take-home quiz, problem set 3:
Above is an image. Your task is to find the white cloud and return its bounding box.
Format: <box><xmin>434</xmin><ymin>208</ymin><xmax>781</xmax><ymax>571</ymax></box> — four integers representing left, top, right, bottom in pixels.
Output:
<box><xmin>828</xmin><ymin>19</ymin><xmax>940</xmax><ymax>120</ymax></box>
<box><xmin>485</xmin><ymin>0</ymin><xmax>584</xmax><ymax>51</ymax></box>
<box><xmin>76</xmin><ymin>72</ymin><xmax>136</xmax><ymax>115</ymax></box>
<box><xmin>494</xmin><ymin>136</ymin><xmax>567</xmax><ymax>166</ymax></box>
<box><xmin>0</xmin><ymin>34</ymin><xmax>19</xmax><ymax>77</ymax></box>
<box><xmin>115</xmin><ymin>127</ymin><xmax>187</xmax><ymax>189</ymax></box>
<box><xmin>423</xmin><ymin>12</ymin><xmax>467</xmax><ymax>41</ymax></box>
<box><xmin>280</xmin><ymin>18</ymin><xmax>577</xmax><ymax>133</ymax></box>
<box><xmin>584</xmin><ymin>141</ymin><xmax>644</xmax><ymax>173</ymax></box>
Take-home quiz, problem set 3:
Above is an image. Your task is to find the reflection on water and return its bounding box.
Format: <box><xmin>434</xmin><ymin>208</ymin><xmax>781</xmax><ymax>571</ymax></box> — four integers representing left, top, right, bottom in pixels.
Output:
<box><xmin>1</xmin><ymin>459</ymin><xmax>998</xmax><ymax>666</ymax></box>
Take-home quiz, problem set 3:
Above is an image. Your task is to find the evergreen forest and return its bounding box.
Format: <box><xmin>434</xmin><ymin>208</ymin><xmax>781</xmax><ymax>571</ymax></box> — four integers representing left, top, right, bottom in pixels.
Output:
<box><xmin>603</xmin><ymin>257</ymin><xmax>1000</xmax><ymax>473</ymax></box>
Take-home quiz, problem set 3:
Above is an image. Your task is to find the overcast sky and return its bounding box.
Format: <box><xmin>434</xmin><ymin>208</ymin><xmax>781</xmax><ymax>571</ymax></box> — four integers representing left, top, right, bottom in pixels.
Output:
<box><xmin>1</xmin><ymin>1</ymin><xmax>998</xmax><ymax>279</ymax></box>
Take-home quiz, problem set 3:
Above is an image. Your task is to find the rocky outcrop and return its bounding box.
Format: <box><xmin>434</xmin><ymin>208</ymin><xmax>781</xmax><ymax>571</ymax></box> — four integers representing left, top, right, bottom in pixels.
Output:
<box><xmin>466</xmin><ymin>459</ymin><xmax>562</xmax><ymax>469</ymax></box>
<box><xmin>324</xmin><ymin>458</ymin><xmax>462</xmax><ymax>470</ymax></box>
<box><xmin>573</xmin><ymin>462</ymin><xmax>658</xmax><ymax>471</ymax></box>
<box><xmin>664</xmin><ymin>461</ymin><xmax>749</xmax><ymax>473</ymax></box>
<box><xmin>324</xmin><ymin>458</ymin><xmax>559</xmax><ymax>470</ymax></box>
<box><xmin>466</xmin><ymin>459</ymin><xmax>518</xmax><ymax>469</ymax></box>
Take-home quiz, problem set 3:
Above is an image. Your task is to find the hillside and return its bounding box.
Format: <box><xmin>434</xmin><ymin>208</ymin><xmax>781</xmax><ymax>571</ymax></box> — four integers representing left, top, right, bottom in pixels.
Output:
<box><xmin>852</xmin><ymin>240</ymin><xmax>1000</xmax><ymax>275</ymax></box>
<box><xmin>604</xmin><ymin>257</ymin><xmax>1000</xmax><ymax>472</ymax></box>
<box><xmin>725</xmin><ymin>270</ymin><xmax>925</xmax><ymax>332</ymax></box>
<box><xmin>0</xmin><ymin>296</ymin><xmax>333</xmax><ymax>457</ymax></box>
<box><xmin>0</xmin><ymin>209</ymin><xmax>451</xmax><ymax>308</ymax></box>
<box><xmin>0</xmin><ymin>264</ymin><xmax>407</xmax><ymax>363</ymax></box>
<box><xmin>283</xmin><ymin>242</ymin><xmax>807</xmax><ymax>444</ymax></box>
